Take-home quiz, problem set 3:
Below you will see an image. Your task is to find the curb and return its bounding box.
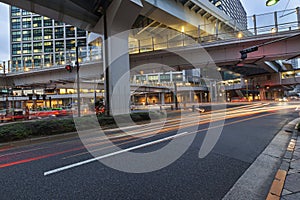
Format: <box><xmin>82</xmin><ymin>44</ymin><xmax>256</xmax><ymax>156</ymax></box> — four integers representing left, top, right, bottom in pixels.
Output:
<box><xmin>266</xmin><ymin>129</ymin><xmax>298</xmax><ymax>200</ymax></box>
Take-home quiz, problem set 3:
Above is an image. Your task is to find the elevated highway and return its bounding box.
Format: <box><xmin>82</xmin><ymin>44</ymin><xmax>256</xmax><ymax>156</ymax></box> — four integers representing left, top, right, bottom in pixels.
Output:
<box><xmin>0</xmin><ymin>0</ymin><xmax>300</xmax><ymax>108</ymax></box>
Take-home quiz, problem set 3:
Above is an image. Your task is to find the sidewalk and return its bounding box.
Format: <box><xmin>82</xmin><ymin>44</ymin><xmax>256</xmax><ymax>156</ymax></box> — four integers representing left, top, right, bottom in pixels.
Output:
<box><xmin>266</xmin><ymin>122</ymin><xmax>300</xmax><ymax>200</ymax></box>
<box><xmin>280</xmin><ymin>132</ymin><xmax>300</xmax><ymax>200</ymax></box>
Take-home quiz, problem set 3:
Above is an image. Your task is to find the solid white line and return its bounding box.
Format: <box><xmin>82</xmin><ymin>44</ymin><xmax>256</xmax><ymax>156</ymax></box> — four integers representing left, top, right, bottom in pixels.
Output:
<box><xmin>44</xmin><ymin>131</ymin><xmax>189</xmax><ymax>176</ymax></box>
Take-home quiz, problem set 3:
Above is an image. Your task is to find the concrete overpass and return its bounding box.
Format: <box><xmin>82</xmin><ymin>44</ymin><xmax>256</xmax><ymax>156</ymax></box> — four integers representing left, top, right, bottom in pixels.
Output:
<box><xmin>0</xmin><ymin>0</ymin><xmax>249</xmax><ymax>114</ymax></box>
<box><xmin>0</xmin><ymin>0</ymin><xmax>300</xmax><ymax>111</ymax></box>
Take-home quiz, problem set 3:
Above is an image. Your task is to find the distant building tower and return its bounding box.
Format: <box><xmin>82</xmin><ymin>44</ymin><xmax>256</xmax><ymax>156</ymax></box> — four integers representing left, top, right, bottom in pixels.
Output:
<box><xmin>209</xmin><ymin>0</ymin><xmax>247</xmax><ymax>30</ymax></box>
<box><xmin>10</xmin><ymin>6</ymin><xmax>89</xmax><ymax>73</ymax></box>
<box><xmin>291</xmin><ymin>59</ymin><xmax>299</xmax><ymax>69</ymax></box>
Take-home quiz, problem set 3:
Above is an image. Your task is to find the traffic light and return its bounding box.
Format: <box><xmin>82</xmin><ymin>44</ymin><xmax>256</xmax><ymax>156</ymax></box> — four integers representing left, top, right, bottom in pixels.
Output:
<box><xmin>65</xmin><ymin>65</ymin><xmax>73</xmax><ymax>73</ymax></box>
<box><xmin>240</xmin><ymin>46</ymin><xmax>258</xmax><ymax>60</ymax></box>
<box><xmin>256</xmin><ymin>84</ymin><xmax>260</xmax><ymax>89</ymax></box>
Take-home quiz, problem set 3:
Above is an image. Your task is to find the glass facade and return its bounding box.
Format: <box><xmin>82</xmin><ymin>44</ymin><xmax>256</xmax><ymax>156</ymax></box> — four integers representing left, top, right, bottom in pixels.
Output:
<box><xmin>10</xmin><ymin>6</ymin><xmax>88</xmax><ymax>72</ymax></box>
<box><xmin>210</xmin><ymin>0</ymin><xmax>247</xmax><ymax>29</ymax></box>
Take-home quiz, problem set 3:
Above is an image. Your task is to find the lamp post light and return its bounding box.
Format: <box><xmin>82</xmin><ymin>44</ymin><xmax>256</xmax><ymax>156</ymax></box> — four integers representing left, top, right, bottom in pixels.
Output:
<box><xmin>266</xmin><ymin>0</ymin><xmax>280</xmax><ymax>6</ymax></box>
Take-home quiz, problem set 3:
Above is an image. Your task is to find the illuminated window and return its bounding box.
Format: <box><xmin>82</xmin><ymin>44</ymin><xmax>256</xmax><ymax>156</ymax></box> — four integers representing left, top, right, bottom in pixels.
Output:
<box><xmin>22</xmin><ymin>43</ymin><xmax>32</xmax><ymax>54</ymax></box>
<box><xmin>33</xmin><ymin>16</ymin><xmax>42</xmax><ymax>27</ymax></box>
<box><xmin>55</xmin><ymin>27</ymin><xmax>64</xmax><ymax>39</ymax></box>
<box><xmin>44</xmin><ymin>41</ymin><xmax>53</xmax><ymax>53</ymax></box>
<box><xmin>22</xmin><ymin>17</ymin><xmax>31</xmax><ymax>28</ymax></box>
<box><xmin>33</xmin><ymin>42</ymin><xmax>42</xmax><ymax>53</ymax></box>
<box><xmin>11</xmin><ymin>18</ymin><xmax>20</xmax><ymax>29</ymax></box>
<box><xmin>43</xmin><ymin>17</ymin><xmax>53</xmax><ymax>27</ymax></box>
<box><xmin>12</xmin><ymin>31</ymin><xmax>21</xmax><ymax>42</ymax></box>
<box><xmin>33</xmin><ymin>29</ymin><xmax>42</xmax><ymax>40</ymax></box>
<box><xmin>66</xmin><ymin>26</ymin><xmax>75</xmax><ymax>38</ymax></box>
<box><xmin>44</xmin><ymin>28</ymin><xmax>53</xmax><ymax>40</ymax></box>
<box><xmin>11</xmin><ymin>7</ymin><xmax>21</xmax><ymax>17</ymax></box>
<box><xmin>22</xmin><ymin>30</ymin><xmax>32</xmax><ymax>41</ymax></box>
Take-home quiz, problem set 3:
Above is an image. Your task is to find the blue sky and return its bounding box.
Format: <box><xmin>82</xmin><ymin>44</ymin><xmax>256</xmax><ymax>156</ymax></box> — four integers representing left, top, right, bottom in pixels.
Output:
<box><xmin>0</xmin><ymin>0</ymin><xmax>299</xmax><ymax>62</ymax></box>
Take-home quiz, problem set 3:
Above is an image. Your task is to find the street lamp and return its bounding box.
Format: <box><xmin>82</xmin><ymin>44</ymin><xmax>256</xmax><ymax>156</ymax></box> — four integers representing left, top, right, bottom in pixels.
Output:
<box><xmin>266</xmin><ymin>0</ymin><xmax>280</xmax><ymax>6</ymax></box>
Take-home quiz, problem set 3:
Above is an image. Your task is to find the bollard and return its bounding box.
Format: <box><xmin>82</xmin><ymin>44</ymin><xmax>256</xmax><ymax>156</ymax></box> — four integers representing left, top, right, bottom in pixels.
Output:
<box><xmin>192</xmin><ymin>105</ymin><xmax>195</xmax><ymax>112</ymax></box>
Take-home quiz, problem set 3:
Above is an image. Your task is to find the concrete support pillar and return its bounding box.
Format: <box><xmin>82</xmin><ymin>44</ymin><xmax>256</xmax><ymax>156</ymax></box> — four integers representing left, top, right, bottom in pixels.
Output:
<box><xmin>97</xmin><ymin>0</ymin><xmax>143</xmax><ymax>115</ymax></box>
<box><xmin>189</xmin><ymin>90</ymin><xmax>193</xmax><ymax>103</ymax></box>
<box><xmin>161</xmin><ymin>92</ymin><xmax>165</xmax><ymax>105</ymax></box>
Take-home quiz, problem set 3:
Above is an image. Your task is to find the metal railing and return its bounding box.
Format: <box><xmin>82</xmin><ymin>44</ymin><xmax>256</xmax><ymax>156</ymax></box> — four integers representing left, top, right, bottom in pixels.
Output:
<box><xmin>128</xmin><ymin>7</ymin><xmax>300</xmax><ymax>54</ymax></box>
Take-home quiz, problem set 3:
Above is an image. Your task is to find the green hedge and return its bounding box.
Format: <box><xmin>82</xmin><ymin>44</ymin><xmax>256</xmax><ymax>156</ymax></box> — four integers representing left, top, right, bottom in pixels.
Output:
<box><xmin>0</xmin><ymin>112</ymin><xmax>156</xmax><ymax>143</ymax></box>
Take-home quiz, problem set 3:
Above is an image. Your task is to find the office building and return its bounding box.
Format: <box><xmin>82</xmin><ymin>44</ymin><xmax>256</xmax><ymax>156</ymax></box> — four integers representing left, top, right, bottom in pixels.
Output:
<box><xmin>10</xmin><ymin>6</ymin><xmax>89</xmax><ymax>73</ymax></box>
<box><xmin>210</xmin><ymin>0</ymin><xmax>247</xmax><ymax>29</ymax></box>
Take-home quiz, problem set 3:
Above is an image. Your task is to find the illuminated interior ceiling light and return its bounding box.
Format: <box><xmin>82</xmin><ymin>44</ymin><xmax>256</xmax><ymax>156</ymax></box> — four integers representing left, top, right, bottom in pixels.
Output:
<box><xmin>266</xmin><ymin>0</ymin><xmax>280</xmax><ymax>6</ymax></box>
<box><xmin>237</xmin><ymin>32</ymin><xmax>243</xmax><ymax>38</ymax></box>
<box><xmin>181</xmin><ymin>26</ymin><xmax>185</xmax><ymax>33</ymax></box>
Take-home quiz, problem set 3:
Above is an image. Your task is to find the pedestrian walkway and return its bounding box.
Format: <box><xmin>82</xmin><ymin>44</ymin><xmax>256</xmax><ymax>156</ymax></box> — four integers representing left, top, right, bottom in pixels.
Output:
<box><xmin>281</xmin><ymin>133</ymin><xmax>300</xmax><ymax>200</ymax></box>
<box><xmin>266</xmin><ymin>121</ymin><xmax>300</xmax><ymax>200</ymax></box>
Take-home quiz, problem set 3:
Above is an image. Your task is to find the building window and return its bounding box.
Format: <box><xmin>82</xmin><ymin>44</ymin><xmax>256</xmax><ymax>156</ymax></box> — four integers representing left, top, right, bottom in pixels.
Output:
<box><xmin>22</xmin><ymin>30</ymin><xmax>32</xmax><ymax>41</ymax></box>
<box><xmin>172</xmin><ymin>74</ymin><xmax>183</xmax><ymax>82</ymax></box>
<box><xmin>44</xmin><ymin>28</ymin><xmax>53</xmax><ymax>40</ymax></box>
<box><xmin>54</xmin><ymin>20</ymin><xmax>64</xmax><ymax>26</ymax></box>
<box><xmin>33</xmin><ymin>42</ymin><xmax>43</xmax><ymax>53</ymax></box>
<box><xmin>160</xmin><ymin>74</ymin><xmax>171</xmax><ymax>82</ymax></box>
<box><xmin>12</xmin><ymin>31</ymin><xmax>21</xmax><ymax>42</ymax></box>
<box><xmin>22</xmin><ymin>17</ymin><xmax>31</xmax><ymax>28</ymax></box>
<box><xmin>11</xmin><ymin>7</ymin><xmax>21</xmax><ymax>17</ymax></box>
<box><xmin>44</xmin><ymin>41</ymin><xmax>53</xmax><ymax>53</ymax></box>
<box><xmin>55</xmin><ymin>27</ymin><xmax>64</xmax><ymax>39</ymax></box>
<box><xmin>44</xmin><ymin>54</ymin><xmax>53</xmax><ymax>65</ymax></box>
<box><xmin>77</xmin><ymin>28</ymin><xmax>86</xmax><ymax>37</ymax></box>
<box><xmin>148</xmin><ymin>75</ymin><xmax>158</xmax><ymax>82</ymax></box>
<box><xmin>43</xmin><ymin>17</ymin><xmax>53</xmax><ymax>27</ymax></box>
<box><xmin>55</xmin><ymin>40</ymin><xmax>64</xmax><ymax>52</ymax></box>
<box><xmin>33</xmin><ymin>16</ymin><xmax>42</xmax><ymax>27</ymax></box>
<box><xmin>66</xmin><ymin>40</ymin><xmax>76</xmax><ymax>50</ymax></box>
<box><xmin>22</xmin><ymin>10</ymin><xmax>31</xmax><ymax>16</ymax></box>
<box><xmin>55</xmin><ymin>53</ymin><xmax>65</xmax><ymax>64</ymax></box>
<box><xmin>34</xmin><ymin>55</ymin><xmax>42</xmax><ymax>67</ymax></box>
<box><xmin>12</xmin><ymin>56</ymin><xmax>22</xmax><ymax>71</ymax></box>
<box><xmin>12</xmin><ymin>43</ymin><xmax>21</xmax><ymax>55</ymax></box>
<box><xmin>77</xmin><ymin>39</ymin><xmax>86</xmax><ymax>47</ymax></box>
<box><xmin>66</xmin><ymin>26</ymin><xmax>75</xmax><ymax>38</ymax></box>
<box><xmin>33</xmin><ymin>29</ymin><xmax>42</xmax><ymax>40</ymax></box>
<box><xmin>23</xmin><ymin>56</ymin><xmax>32</xmax><ymax>68</ymax></box>
<box><xmin>11</xmin><ymin>18</ymin><xmax>20</xmax><ymax>29</ymax></box>
<box><xmin>22</xmin><ymin>43</ymin><xmax>32</xmax><ymax>54</ymax></box>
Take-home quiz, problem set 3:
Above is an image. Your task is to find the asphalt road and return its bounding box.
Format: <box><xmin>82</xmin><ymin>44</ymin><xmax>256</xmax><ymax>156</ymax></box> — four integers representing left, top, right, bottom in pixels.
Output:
<box><xmin>0</xmin><ymin>102</ymin><xmax>298</xmax><ymax>200</ymax></box>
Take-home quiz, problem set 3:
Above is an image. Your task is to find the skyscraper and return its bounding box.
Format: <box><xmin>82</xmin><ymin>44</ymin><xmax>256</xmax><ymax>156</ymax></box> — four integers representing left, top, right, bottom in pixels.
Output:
<box><xmin>10</xmin><ymin>6</ymin><xmax>89</xmax><ymax>73</ymax></box>
<box><xmin>209</xmin><ymin>0</ymin><xmax>247</xmax><ymax>29</ymax></box>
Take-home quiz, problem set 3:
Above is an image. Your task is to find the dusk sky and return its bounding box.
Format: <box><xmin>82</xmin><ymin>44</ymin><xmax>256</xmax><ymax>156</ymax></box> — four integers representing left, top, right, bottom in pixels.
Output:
<box><xmin>0</xmin><ymin>0</ymin><xmax>299</xmax><ymax>62</ymax></box>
